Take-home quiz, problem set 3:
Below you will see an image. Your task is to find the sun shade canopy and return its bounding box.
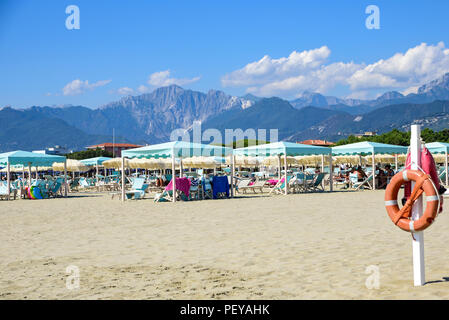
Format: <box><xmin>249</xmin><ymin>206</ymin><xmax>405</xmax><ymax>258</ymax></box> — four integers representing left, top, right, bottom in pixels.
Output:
<box><xmin>0</xmin><ymin>150</ymin><xmax>66</xmax><ymax>166</ymax></box>
<box><xmin>425</xmin><ymin>142</ymin><xmax>449</xmax><ymax>154</ymax></box>
<box><xmin>331</xmin><ymin>141</ymin><xmax>408</xmax><ymax>156</ymax></box>
<box><xmin>122</xmin><ymin>141</ymin><xmax>233</xmax><ymax>159</ymax></box>
<box><xmin>233</xmin><ymin>141</ymin><xmax>331</xmax><ymax>157</ymax></box>
<box><xmin>80</xmin><ymin>157</ymin><xmax>112</xmax><ymax>166</ymax></box>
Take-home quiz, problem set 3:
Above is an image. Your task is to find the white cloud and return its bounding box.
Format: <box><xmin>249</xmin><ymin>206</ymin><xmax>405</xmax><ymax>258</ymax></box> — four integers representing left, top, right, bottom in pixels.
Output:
<box><xmin>222</xmin><ymin>42</ymin><xmax>449</xmax><ymax>98</ymax></box>
<box><xmin>62</xmin><ymin>79</ymin><xmax>111</xmax><ymax>96</ymax></box>
<box><xmin>147</xmin><ymin>70</ymin><xmax>200</xmax><ymax>87</ymax></box>
<box><xmin>116</xmin><ymin>87</ymin><xmax>134</xmax><ymax>95</ymax></box>
<box><xmin>137</xmin><ymin>85</ymin><xmax>151</xmax><ymax>93</ymax></box>
<box><xmin>348</xmin><ymin>42</ymin><xmax>449</xmax><ymax>91</ymax></box>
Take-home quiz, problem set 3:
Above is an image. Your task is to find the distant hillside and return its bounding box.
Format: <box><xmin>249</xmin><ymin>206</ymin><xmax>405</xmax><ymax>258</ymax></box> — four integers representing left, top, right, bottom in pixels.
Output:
<box><xmin>289</xmin><ymin>100</ymin><xmax>449</xmax><ymax>142</ymax></box>
<box><xmin>201</xmin><ymin>97</ymin><xmax>348</xmax><ymax>141</ymax></box>
<box><xmin>0</xmin><ymin>107</ymin><xmax>122</xmax><ymax>152</ymax></box>
<box><xmin>290</xmin><ymin>72</ymin><xmax>449</xmax><ymax>114</ymax></box>
<box><xmin>2</xmin><ymin>73</ymin><xmax>449</xmax><ymax>152</ymax></box>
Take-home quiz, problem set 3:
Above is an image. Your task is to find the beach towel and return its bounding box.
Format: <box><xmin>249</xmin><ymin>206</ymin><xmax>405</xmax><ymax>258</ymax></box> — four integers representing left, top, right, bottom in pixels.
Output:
<box><xmin>165</xmin><ymin>177</ymin><xmax>191</xmax><ymax>197</ymax></box>
<box><xmin>212</xmin><ymin>175</ymin><xmax>229</xmax><ymax>199</ymax></box>
<box><xmin>403</xmin><ymin>146</ymin><xmax>444</xmax><ymax>213</ymax></box>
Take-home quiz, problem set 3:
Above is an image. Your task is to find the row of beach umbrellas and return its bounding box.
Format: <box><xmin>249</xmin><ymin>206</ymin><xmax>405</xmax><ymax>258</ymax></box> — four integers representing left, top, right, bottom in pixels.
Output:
<box><xmin>5</xmin><ymin>153</ymin><xmax>432</xmax><ymax>173</ymax></box>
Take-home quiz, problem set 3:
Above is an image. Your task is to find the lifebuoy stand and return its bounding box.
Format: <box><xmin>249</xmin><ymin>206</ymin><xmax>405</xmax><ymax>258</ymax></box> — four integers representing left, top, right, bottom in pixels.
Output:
<box><xmin>411</xmin><ymin>125</ymin><xmax>425</xmax><ymax>286</ymax></box>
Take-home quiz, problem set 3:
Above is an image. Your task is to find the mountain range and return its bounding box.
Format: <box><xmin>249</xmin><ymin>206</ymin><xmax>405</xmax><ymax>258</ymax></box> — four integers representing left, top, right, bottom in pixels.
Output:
<box><xmin>1</xmin><ymin>73</ymin><xmax>449</xmax><ymax>152</ymax></box>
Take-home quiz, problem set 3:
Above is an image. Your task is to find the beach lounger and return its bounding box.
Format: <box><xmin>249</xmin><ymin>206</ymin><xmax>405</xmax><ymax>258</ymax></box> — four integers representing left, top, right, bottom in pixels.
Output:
<box><xmin>235</xmin><ymin>179</ymin><xmax>252</xmax><ymax>194</ymax></box>
<box><xmin>246</xmin><ymin>179</ymin><xmax>267</xmax><ymax>193</ymax></box>
<box><xmin>0</xmin><ymin>183</ymin><xmax>17</xmax><ymax>200</ymax></box>
<box><xmin>125</xmin><ymin>177</ymin><xmax>148</xmax><ymax>200</ymax></box>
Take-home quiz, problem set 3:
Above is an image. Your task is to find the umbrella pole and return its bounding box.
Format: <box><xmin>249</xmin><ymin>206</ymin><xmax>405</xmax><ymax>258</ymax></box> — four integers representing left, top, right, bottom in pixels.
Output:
<box><xmin>284</xmin><ymin>154</ymin><xmax>288</xmax><ymax>195</ymax></box>
<box><xmin>445</xmin><ymin>150</ymin><xmax>448</xmax><ymax>186</ymax></box>
<box><xmin>6</xmin><ymin>161</ymin><xmax>10</xmax><ymax>201</ymax></box>
<box><xmin>329</xmin><ymin>153</ymin><xmax>333</xmax><ymax>192</ymax></box>
<box><xmin>230</xmin><ymin>155</ymin><xmax>235</xmax><ymax>198</ymax></box>
<box><xmin>372</xmin><ymin>152</ymin><xmax>376</xmax><ymax>190</ymax></box>
<box><xmin>395</xmin><ymin>154</ymin><xmax>398</xmax><ymax>172</ymax></box>
<box><xmin>180</xmin><ymin>157</ymin><xmax>184</xmax><ymax>178</ymax></box>
<box><xmin>172</xmin><ymin>152</ymin><xmax>176</xmax><ymax>203</ymax></box>
<box><xmin>121</xmin><ymin>157</ymin><xmax>126</xmax><ymax>202</ymax></box>
<box><xmin>28</xmin><ymin>163</ymin><xmax>31</xmax><ymax>187</ymax></box>
<box><xmin>64</xmin><ymin>160</ymin><xmax>68</xmax><ymax>197</ymax></box>
<box><xmin>277</xmin><ymin>155</ymin><xmax>281</xmax><ymax>180</ymax></box>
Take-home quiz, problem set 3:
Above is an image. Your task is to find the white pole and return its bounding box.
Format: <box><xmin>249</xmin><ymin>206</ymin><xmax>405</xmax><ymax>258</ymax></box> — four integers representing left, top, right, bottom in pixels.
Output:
<box><xmin>63</xmin><ymin>160</ymin><xmax>68</xmax><ymax>197</ymax></box>
<box><xmin>172</xmin><ymin>150</ymin><xmax>176</xmax><ymax>203</ymax></box>
<box><xmin>284</xmin><ymin>153</ymin><xmax>288</xmax><ymax>195</ymax></box>
<box><xmin>372</xmin><ymin>151</ymin><xmax>376</xmax><ymax>190</ymax></box>
<box><xmin>411</xmin><ymin>124</ymin><xmax>425</xmax><ymax>286</ymax></box>
<box><xmin>277</xmin><ymin>155</ymin><xmax>281</xmax><ymax>180</ymax></box>
<box><xmin>180</xmin><ymin>158</ymin><xmax>184</xmax><ymax>178</ymax></box>
<box><xmin>6</xmin><ymin>161</ymin><xmax>10</xmax><ymax>201</ymax></box>
<box><xmin>329</xmin><ymin>153</ymin><xmax>333</xmax><ymax>191</ymax></box>
<box><xmin>321</xmin><ymin>154</ymin><xmax>325</xmax><ymax>173</ymax></box>
<box><xmin>395</xmin><ymin>154</ymin><xmax>398</xmax><ymax>172</ymax></box>
<box><xmin>445</xmin><ymin>150</ymin><xmax>448</xmax><ymax>186</ymax></box>
<box><xmin>121</xmin><ymin>157</ymin><xmax>125</xmax><ymax>202</ymax></box>
<box><xmin>230</xmin><ymin>155</ymin><xmax>235</xmax><ymax>198</ymax></box>
<box><xmin>28</xmin><ymin>163</ymin><xmax>31</xmax><ymax>187</ymax></box>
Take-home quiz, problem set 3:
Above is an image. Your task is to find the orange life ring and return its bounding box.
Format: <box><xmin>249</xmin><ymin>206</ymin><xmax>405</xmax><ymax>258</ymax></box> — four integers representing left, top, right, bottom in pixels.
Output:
<box><xmin>385</xmin><ymin>169</ymin><xmax>439</xmax><ymax>232</ymax></box>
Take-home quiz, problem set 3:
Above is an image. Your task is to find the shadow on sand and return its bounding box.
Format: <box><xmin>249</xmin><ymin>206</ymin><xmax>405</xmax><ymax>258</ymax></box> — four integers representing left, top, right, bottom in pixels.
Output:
<box><xmin>425</xmin><ymin>277</ymin><xmax>449</xmax><ymax>285</ymax></box>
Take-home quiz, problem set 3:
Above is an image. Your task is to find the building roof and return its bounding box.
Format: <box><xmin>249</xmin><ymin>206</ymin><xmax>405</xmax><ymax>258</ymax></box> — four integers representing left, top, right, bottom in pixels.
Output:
<box><xmin>298</xmin><ymin>139</ymin><xmax>335</xmax><ymax>146</ymax></box>
<box><xmin>87</xmin><ymin>143</ymin><xmax>143</xmax><ymax>149</ymax></box>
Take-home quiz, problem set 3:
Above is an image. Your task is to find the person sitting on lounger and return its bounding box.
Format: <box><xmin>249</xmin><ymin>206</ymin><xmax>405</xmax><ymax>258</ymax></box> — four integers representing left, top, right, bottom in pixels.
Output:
<box><xmin>356</xmin><ymin>166</ymin><xmax>367</xmax><ymax>182</ymax></box>
<box><xmin>376</xmin><ymin>166</ymin><xmax>388</xmax><ymax>189</ymax></box>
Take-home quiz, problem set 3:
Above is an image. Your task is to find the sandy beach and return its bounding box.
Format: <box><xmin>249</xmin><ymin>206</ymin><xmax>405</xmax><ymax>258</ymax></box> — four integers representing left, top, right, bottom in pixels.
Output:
<box><xmin>1</xmin><ymin>190</ymin><xmax>448</xmax><ymax>300</ymax></box>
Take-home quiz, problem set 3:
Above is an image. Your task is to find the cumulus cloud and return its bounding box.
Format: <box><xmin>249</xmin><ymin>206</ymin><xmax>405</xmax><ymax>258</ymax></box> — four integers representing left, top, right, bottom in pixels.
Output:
<box><xmin>222</xmin><ymin>42</ymin><xmax>449</xmax><ymax>98</ymax></box>
<box><xmin>147</xmin><ymin>70</ymin><xmax>200</xmax><ymax>87</ymax></box>
<box><xmin>62</xmin><ymin>79</ymin><xmax>111</xmax><ymax>96</ymax></box>
<box><xmin>137</xmin><ymin>85</ymin><xmax>151</xmax><ymax>93</ymax></box>
<box><xmin>348</xmin><ymin>42</ymin><xmax>449</xmax><ymax>91</ymax></box>
<box><xmin>116</xmin><ymin>87</ymin><xmax>134</xmax><ymax>95</ymax></box>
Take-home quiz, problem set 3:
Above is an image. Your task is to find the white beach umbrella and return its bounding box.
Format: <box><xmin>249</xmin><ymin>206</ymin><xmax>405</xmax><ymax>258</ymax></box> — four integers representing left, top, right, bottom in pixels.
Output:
<box><xmin>53</xmin><ymin>159</ymin><xmax>89</xmax><ymax>172</ymax></box>
<box><xmin>129</xmin><ymin>158</ymin><xmax>168</xmax><ymax>170</ymax></box>
<box><xmin>262</xmin><ymin>155</ymin><xmax>297</xmax><ymax>167</ymax></box>
<box><xmin>332</xmin><ymin>155</ymin><xmax>365</xmax><ymax>166</ymax></box>
<box><xmin>103</xmin><ymin>158</ymin><xmax>130</xmax><ymax>169</ymax></box>
<box><xmin>183</xmin><ymin>156</ymin><xmax>222</xmax><ymax>169</ymax></box>
<box><xmin>363</xmin><ymin>154</ymin><xmax>396</xmax><ymax>164</ymax></box>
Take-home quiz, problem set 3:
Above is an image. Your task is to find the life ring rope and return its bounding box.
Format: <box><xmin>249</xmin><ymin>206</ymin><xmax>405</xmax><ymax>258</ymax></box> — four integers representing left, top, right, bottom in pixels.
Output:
<box><xmin>403</xmin><ymin>161</ymin><xmax>440</xmax><ymax>213</ymax></box>
<box><xmin>385</xmin><ymin>165</ymin><xmax>440</xmax><ymax>233</ymax></box>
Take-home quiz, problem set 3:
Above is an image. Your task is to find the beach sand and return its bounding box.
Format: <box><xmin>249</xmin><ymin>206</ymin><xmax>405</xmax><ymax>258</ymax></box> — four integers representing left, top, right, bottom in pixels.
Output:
<box><xmin>1</xmin><ymin>190</ymin><xmax>449</xmax><ymax>299</ymax></box>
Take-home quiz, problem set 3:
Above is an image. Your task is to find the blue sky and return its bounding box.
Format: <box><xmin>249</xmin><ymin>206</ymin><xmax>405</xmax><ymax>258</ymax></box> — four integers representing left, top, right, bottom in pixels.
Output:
<box><xmin>1</xmin><ymin>0</ymin><xmax>449</xmax><ymax>108</ymax></box>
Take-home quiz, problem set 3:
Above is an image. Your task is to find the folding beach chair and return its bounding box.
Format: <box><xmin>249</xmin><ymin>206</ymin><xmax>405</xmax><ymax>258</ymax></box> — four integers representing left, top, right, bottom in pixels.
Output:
<box><xmin>48</xmin><ymin>177</ymin><xmax>64</xmax><ymax>198</ymax></box>
<box><xmin>269</xmin><ymin>176</ymin><xmax>293</xmax><ymax>195</ymax></box>
<box><xmin>438</xmin><ymin>167</ymin><xmax>447</xmax><ymax>186</ymax></box>
<box><xmin>154</xmin><ymin>177</ymin><xmax>191</xmax><ymax>202</ymax></box>
<box><xmin>306</xmin><ymin>172</ymin><xmax>326</xmax><ymax>192</ymax></box>
<box><xmin>350</xmin><ymin>173</ymin><xmax>373</xmax><ymax>190</ymax></box>
<box><xmin>201</xmin><ymin>178</ymin><xmax>213</xmax><ymax>199</ymax></box>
